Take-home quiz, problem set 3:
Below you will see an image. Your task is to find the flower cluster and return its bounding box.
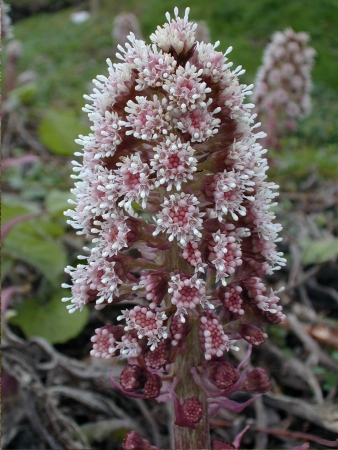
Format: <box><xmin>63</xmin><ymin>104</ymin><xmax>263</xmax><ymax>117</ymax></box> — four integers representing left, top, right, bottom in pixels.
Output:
<box><xmin>1</xmin><ymin>1</ymin><xmax>13</xmax><ymax>40</ymax></box>
<box><xmin>63</xmin><ymin>6</ymin><xmax>286</xmax><ymax>444</ymax></box>
<box><xmin>252</xmin><ymin>28</ymin><xmax>316</xmax><ymax>148</ymax></box>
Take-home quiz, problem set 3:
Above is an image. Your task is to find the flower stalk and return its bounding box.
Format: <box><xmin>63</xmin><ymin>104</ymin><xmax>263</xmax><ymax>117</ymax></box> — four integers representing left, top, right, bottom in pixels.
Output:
<box><xmin>172</xmin><ymin>312</ymin><xmax>211</xmax><ymax>449</ymax></box>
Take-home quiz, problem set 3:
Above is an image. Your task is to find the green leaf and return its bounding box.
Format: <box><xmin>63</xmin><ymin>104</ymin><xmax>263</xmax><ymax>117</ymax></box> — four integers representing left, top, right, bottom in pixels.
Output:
<box><xmin>38</xmin><ymin>108</ymin><xmax>88</xmax><ymax>156</ymax></box>
<box><xmin>46</xmin><ymin>189</ymin><xmax>74</xmax><ymax>216</ymax></box>
<box><xmin>301</xmin><ymin>238</ymin><xmax>338</xmax><ymax>265</ymax></box>
<box><xmin>1</xmin><ymin>197</ymin><xmax>38</xmax><ymax>222</ymax></box>
<box><xmin>9</xmin><ymin>291</ymin><xmax>90</xmax><ymax>344</ymax></box>
<box><xmin>4</xmin><ymin>229</ymin><xmax>67</xmax><ymax>285</ymax></box>
<box><xmin>1</xmin><ymin>255</ymin><xmax>13</xmax><ymax>281</ymax></box>
<box><xmin>2</xmin><ymin>201</ymin><xmax>67</xmax><ymax>285</ymax></box>
<box><xmin>10</xmin><ymin>82</ymin><xmax>38</xmax><ymax>106</ymax></box>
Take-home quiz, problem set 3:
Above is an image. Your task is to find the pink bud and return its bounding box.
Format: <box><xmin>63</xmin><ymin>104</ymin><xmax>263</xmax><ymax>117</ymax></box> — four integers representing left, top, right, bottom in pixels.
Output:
<box><xmin>242</xmin><ymin>368</ymin><xmax>271</xmax><ymax>394</ymax></box>
<box><xmin>181</xmin><ymin>396</ymin><xmax>203</xmax><ymax>424</ymax></box>
<box><xmin>144</xmin><ymin>373</ymin><xmax>162</xmax><ymax>399</ymax></box>
<box><xmin>143</xmin><ymin>338</ymin><xmax>171</xmax><ymax>369</ymax></box>
<box><xmin>170</xmin><ymin>313</ymin><xmax>189</xmax><ymax>347</ymax></box>
<box><xmin>123</xmin><ymin>431</ymin><xmax>156</xmax><ymax>450</ymax></box>
<box><xmin>239</xmin><ymin>323</ymin><xmax>268</xmax><ymax>346</ymax></box>
<box><xmin>120</xmin><ymin>365</ymin><xmax>148</xmax><ymax>392</ymax></box>
<box><xmin>90</xmin><ymin>325</ymin><xmax>124</xmax><ymax>359</ymax></box>
<box><xmin>206</xmin><ymin>360</ymin><xmax>237</xmax><ymax>390</ymax></box>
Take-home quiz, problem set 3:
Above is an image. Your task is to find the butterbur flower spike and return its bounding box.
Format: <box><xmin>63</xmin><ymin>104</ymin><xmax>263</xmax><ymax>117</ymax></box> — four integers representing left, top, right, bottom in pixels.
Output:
<box><xmin>253</xmin><ymin>28</ymin><xmax>316</xmax><ymax>148</ymax></box>
<box><xmin>63</xmin><ymin>7</ymin><xmax>286</xmax><ymax>449</ymax></box>
<box><xmin>1</xmin><ymin>1</ymin><xmax>13</xmax><ymax>39</ymax></box>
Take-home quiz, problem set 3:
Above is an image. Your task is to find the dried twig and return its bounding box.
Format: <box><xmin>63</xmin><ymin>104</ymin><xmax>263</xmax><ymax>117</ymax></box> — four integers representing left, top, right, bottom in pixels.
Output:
<box><xmin>284</xmin><ymin>265</ymin><xmax>320</xmax><ymax>294</ymax></box>
<box><xmin>258</xmin><ymin>341</ymin><xmax>323</xmax><ymax>402</ymax></box>
<box><xmin>252</xmin><ymin>425</ymin><xmax>338</xmax><ymax>448</ymax></box>
<box><xmin>135</xmin><ymin>399</ymin><xmax>162</xmax><ymax>450</ymax></box>
<box><xmin>287</xmin><ymin>313</ymin><xmax>338</xmax><ymax>373</ymax></box>
<box><xmin>264</xmin><ymin>392</ymin><xmax>338</xmax><ymax>434</ymax></box>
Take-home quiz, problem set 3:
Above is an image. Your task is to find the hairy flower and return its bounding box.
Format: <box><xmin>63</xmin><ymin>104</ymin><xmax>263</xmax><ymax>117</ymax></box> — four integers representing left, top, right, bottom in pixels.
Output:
<box><xmin>115</xmin><ymin>153</ymin><xmax>154</xmax><ymax>209</ymax></box>
<box><xmin>153</xmin><ymin>192</ymin><xmax>204</xmax><ymax>246</ymax></box>
<box><xmin>151</xmin><ymin>134</ymin><xmax>197</xmax><ymax>191</ymax></box>
<box><xmin>118</xmin><ymin>306</ymin><xmax>167</xmax><ymax>350</ymax></box>
<box><xmin>122</xmin><ymin>95</ymin><xmax>171</xmax><ymax>140</ymax></box>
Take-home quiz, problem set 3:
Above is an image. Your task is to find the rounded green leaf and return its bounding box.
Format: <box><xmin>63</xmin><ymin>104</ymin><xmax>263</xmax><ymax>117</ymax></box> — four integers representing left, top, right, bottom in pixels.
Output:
<box><xmin>301</xmin><ymin>238</ymin><xmax>338</xmax><ymax>265</ymax></box>
<box><xmin>9</xmin><ymin>291</ymin><xmax>90</xmax><ymax>344</ymax></box>
<box><xmin>2</xmin><ymin>200</ymin><xmax>67</xmax><ymax>285</ymax></box>
<box><xmin>38</xmin><ymin>108</ymin><xmax>88</xmax><ymax>156</ymax></box>
<box><xmin>46</xmin><ymin>189</ymin><xmax>75</xmax><ymax>216</ymax></box>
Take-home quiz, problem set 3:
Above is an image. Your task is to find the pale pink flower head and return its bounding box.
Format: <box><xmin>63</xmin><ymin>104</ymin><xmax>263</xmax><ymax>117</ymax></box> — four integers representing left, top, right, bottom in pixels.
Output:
<box><xmin>150</xmin><ymin>7</ymin><xmax>197</xmax><ymax>57</ymax></box>
<box><xmin>253</xmin><ymin>28</ymin><xmax>316</xmax><ymax>148</ymax></box>
<box><xmin>1</xmin><ymin>1</ymin><xmax>13</xmax><ymax>39</ymax></box>
<box><xmin>63</xmin><ymin>7</ymin><xmax>286</xmax><ymax>429</ymax></box>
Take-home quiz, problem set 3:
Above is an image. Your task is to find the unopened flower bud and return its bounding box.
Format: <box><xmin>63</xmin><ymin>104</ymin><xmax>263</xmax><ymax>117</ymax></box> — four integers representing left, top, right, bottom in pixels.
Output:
<box><xmin>143</xmin><ymin>338</ymin><xmax>170</xmax><ymax>369</ymax></box>
<box><xmin>243</xmin><ymin>367</ymin><xmax>271</xmax><ymax>394</ymax></box>
<box><xmin>182</xmin><ymin>396</ymin><xmax>203</xmax><ymax>424</ymax></box>
<box><xmin>199</xmin><ymin>311</ymin><xmax>236</xmax><ymax>360</ymax></box>
<box><xmin>219</xmin><ymin>284</ymin><xmax>244</xmax><ymax>316</ymax></box>
<box><xmin>170</xmin><ymin>313</ymin><xmax>189</xmax><ymax>347</ymax></box>
<box><xmin>206</xmin><ymin>360</ymin><xmax>237</xmax><ymax>390</ymax></box>
<box><xmin>134</xmin><ymin>269</ymin><xmax>169</xmax><ymax>307</ymax></box>
<box><xmin>90</xmin><ymin>325</ymin><xmax>124</xmax><ymax>359</ymax></box>
<box><xmin>144</xmin><ymin>373</ymin><xmax>162</xmax><ymax>399</ymax></box>
<box><xmin>239</xmin><ymin>323</ymin><xmax>268</xmax><ymax>346</ymax></box>
<box><xmin>123</xmin><ymin>431</ymin><xmax>156</xmax><ymax>450</ymax></box>
<box><xmin>120</xmin><ymin>364</ymin><xmax>148</xmax><ymax>392</ymax></box>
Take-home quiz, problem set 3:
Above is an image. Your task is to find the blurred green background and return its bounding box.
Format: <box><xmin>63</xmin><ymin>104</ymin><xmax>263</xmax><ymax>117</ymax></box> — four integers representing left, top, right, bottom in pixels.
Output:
<box><xmin>8</xmin><ymin>0</ymin><xmax>338</xmax><ymax>108</ymax></box>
